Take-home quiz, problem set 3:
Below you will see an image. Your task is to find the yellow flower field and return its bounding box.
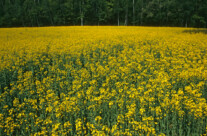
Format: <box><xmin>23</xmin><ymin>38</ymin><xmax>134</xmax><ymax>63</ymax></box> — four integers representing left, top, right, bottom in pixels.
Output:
<box><xmin>0</xmin><ymin>26</ymin><xmax>207</xmax><ymax>135</ymax></box>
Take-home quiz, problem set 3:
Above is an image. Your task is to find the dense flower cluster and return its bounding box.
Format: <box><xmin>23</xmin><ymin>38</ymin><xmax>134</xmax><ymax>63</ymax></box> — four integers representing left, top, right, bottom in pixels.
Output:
<box><xmin>0</xmin><ymin>26</ymin><xmax>207</xmax><ymax>135</ymax></box>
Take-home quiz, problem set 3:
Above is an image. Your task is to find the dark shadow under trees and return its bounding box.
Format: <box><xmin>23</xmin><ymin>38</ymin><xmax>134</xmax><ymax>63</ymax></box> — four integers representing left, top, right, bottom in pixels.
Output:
<box><xmin>183</xmin><ymin>29</ymin><xmax>207</xmax><ymax>34</ymax></box>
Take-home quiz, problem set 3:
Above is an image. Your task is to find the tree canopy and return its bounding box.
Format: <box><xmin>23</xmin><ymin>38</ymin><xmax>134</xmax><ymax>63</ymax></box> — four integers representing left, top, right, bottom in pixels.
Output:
<box><xmin>0</xmin><ymin>0</ymin><xmax>206</xmax><ymax>27</ymax></box>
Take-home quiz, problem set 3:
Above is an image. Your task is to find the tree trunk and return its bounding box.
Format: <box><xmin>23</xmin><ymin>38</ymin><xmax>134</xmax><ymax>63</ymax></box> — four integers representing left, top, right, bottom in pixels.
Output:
<box><xmin>36</xmin><ymin>16</ymin><xmax>39</xmax><ymax>27</ymax></box>
<box><xmin>80</xmin><ymin>1</ymin><xmax>84</xmax><ymax>26</ymax></box>
<box><xmin>117</xmin><ymin>0</ymin><xmax>120</xmax><ymax>26</ymax></box>
<box><xmin>159</xmin><ymin>0</ymin><xmax>161</xmax><ymax>25</ymax></box>
<box><xmin>141</xmin><ymin>0</ymin><xmax>143</xmax><ymax>25</ymax></box>
<box><xmin>133</xmin><ymin>0</ymin><xmax>135</xmax><ymax>25</ymax></box>
<box><xmin>118</xmin><ymin>12</ymin><xmax>120</xmax><ymax>26</ymax></box>
<box><xmin>81</xmin><ymin>17</ymin><xmax>83</xmax><ymax>26</ymax></box>
<box><xmin>185</xmin><ymin>20</ymin><xmax>187</xmax><ymax>27</ymax></box>
<box><xmin>124</xmin><ymin>0</ymin><xmax>128</xmax><ymax>26</ymax></box>
<box><xmin>166</xmin><ymin>0</ymin><xmax>169</xmax><ymax>24</ymax></box>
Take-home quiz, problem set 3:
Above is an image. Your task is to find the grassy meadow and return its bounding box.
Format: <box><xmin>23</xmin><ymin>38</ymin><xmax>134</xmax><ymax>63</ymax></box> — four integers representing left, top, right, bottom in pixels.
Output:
<box><xmin>0</xmin><ymin>26</ymin><xmax>207</xmax><ymax>135</ymax></box>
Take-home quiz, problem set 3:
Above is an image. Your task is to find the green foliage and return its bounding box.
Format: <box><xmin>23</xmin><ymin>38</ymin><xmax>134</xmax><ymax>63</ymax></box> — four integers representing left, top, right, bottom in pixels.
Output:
<box><xmin>0</xmin><ymin>0</ymin><xmax>206</xmax><ymax>27</ymax></box>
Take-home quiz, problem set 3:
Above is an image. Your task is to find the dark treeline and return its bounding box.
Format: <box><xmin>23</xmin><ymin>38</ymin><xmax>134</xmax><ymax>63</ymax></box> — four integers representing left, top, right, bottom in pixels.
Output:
<box><xmin>0</xmin><ymin>0</ymin><xmax>206</xmax><ymax>27</ymax></box>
